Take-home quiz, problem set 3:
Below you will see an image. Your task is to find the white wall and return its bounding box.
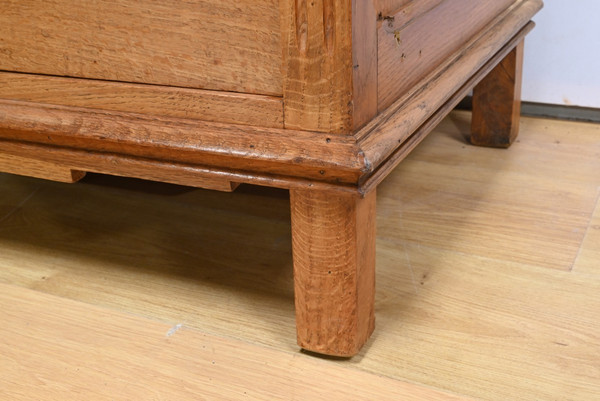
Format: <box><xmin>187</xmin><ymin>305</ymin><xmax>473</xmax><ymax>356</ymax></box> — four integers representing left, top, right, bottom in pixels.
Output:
<box><xmin>522</xmin><ymin>0</ymin><xmax>600</xmax><ymax>108</ymax></box>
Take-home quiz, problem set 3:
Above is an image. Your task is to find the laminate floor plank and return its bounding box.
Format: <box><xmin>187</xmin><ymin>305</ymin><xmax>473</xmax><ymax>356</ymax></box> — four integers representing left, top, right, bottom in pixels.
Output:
<box><xmin>360</xmin><ymin>239</ymin><xmax>600</xmax><ymax>400</ymax></box>
<box><xmin>377</xmin><ymin>112</ymin><xmax>600</xmax><ymax>271</ymax></box>
<box><xmin>0</xmin><ymin>282</ymin><xmax>465</xmax><ymax>401</ymax></box>
<box><xmin>0</xmin><ymin>175</ymin><xmax>44</xmax><ymax>225</ymax></box>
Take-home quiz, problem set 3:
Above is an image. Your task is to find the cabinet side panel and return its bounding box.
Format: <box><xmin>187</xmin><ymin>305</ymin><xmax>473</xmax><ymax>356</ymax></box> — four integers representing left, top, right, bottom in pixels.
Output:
<box><xmin>375</xmin><ymin>0</ymin><xmax>439</xmax><ymax>17</ymax></box>
<box><xmin>378</xmin><ymin>0</ymin><xmax>516</xmax><ymax>111</ymax></box>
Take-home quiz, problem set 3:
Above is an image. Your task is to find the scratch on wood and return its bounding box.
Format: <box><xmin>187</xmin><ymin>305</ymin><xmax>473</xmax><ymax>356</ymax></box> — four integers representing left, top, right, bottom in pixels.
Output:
<box><xmin>166</xmin><ymin>323</ymin><xmax>183</xmax><ymax>338</ymax></box>
<box><xmin>401</xmin><ymin>241</ymin><xmax>419</xmax><ymax>295</ymax></box>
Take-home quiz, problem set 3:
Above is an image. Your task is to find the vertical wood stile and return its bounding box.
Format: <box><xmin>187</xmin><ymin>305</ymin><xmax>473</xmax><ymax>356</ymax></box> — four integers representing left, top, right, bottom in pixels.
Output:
<box><xmin>352</xmin><ymin>0</ymin><xmax>379</xmax><ymax>130</ymax></box>
<box><xmin>281</xmin><ymin>0</ymin><xmax>354</xmax><ymax>133</ymax></box>
<box><xmin>281</xmin><ymin>0</ymin><xmax>379</xmax><ymax>133</ymax></box>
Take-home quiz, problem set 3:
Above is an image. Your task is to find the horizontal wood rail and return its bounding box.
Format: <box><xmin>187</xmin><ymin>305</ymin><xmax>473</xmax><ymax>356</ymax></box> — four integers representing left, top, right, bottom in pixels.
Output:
<box><xmin>0</xmin><ymin>100</ymin><xmax>367</xmax><ymax>186</ymax></box>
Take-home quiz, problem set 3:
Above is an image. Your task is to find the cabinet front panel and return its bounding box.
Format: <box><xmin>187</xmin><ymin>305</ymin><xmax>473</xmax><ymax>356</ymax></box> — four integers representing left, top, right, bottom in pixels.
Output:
<box><xmin>0</xmin><ymin>72</ymin><xmax>284</xmax><ymax>128</ymax></box>
<box><xmin>0</xmin><ymin>0</ymin><xmax>282</xmax><ymax>96</ymax></box>
<box><xmin>377</xmin><ymin>0</ymin><xmax>516</xmax><ymax>111</ymax></box>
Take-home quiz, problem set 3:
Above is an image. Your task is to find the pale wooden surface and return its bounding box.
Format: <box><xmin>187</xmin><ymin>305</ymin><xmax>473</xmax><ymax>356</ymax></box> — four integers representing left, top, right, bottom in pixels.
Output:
<box><xmin>574</xmin><ymin>198</ymin><xmax>600</xmax><ymax>277</ymax></box>
<box><xmin>0</xmin><ymin>283</ymin><xmax>467</xmax><ymax>401</ymax></box>
<box><xmin>0</xmin><ymin>0</ymin><xmax>282</xmax><ymax>95</ymax></box>
<box><xmin>1</xmin><ymin>112</ymin><xmax>599</xmax><ymax>400</ymax></box>
<box><xmin>0</xmin><ymin>73</ymin><xmax>284</xmax><ymax>128</ymax></box>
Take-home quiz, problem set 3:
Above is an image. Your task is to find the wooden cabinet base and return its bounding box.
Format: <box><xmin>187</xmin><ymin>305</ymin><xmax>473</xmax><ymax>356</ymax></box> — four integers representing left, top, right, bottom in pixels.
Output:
<box><xmin>0</xmin><ymin>0</ymin><xmax>542</xmax><ymax>356</ymax></box>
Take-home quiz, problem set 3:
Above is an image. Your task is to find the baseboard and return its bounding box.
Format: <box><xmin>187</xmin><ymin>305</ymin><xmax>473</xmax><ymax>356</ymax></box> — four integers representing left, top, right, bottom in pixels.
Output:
<box><xmin>457</xmin><ymin>97</ymin><xmax>600</xmax><ymax>123</ymax></box>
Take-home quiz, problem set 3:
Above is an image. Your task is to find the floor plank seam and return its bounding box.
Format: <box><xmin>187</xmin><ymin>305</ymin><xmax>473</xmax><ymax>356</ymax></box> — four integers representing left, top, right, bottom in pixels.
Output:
<box><xmin>0</xmin><ymin>184</ymin><xmax>40</xmax><ymax>226</ymax></box>
<box><xmin>378</xmin><ymin>236</ymin><xmax>572</xmax><ymax>275</ymax></box>
<box><xmin>394</xmin><ymin>214</ymin><xmax>421</xmax><ymax>295</ymax></box>
<box><xmin>570</xmin><ymin>186</ymin><xmax>600</xmax><ymax>272</ymax></box>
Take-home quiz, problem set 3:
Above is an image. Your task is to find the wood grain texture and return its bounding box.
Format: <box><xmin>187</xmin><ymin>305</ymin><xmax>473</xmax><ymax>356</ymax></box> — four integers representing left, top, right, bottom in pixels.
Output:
<box><xmin>352</xmin><ymin>0</ymin><xmax>379</xmax><ymax>130</ymax></box>
<box><xmin>0</xmin><ymin>283</ymin><xmax>470</xmax><ymax>401</ymax></box>
<box><xmin>471</xmin><ymin>40</ymin><xmax>524</xmax><ymax>147</ymax></box>
<box><xmin>0</xmin><ymin>152</ymin><xmax>84</xmax><ymax>183</ymax></box>
<box><xmin>0</xmin><ymin>0</ymin><xmax>541</xmax><ymax>193</ymax></box>
<box><xmin>376</xmin><ymin>0</ymin><xmax>443</xmax><ymax>29</ymax></box>
<box><xmin>573</xmin><ymin>194</ymin><xmax>600</xmax><ymax>276</ymax></box>
<box><xmin>0</xmin><ymin>100</ymin><xmax>368</xmax><ymax>185</ymax></box>
<box><xmin>0</xmin><ymin>73</ymin><xmax>284</xmax><ymax>128</ymax></box>
<box><xmin>0</xmin><ymin>0</ymin><xmax>282</xmax><ymax>95</ymax></box>
<box><xmin>290</xmin><ymin>189</ymin><xmax>376</xmax><ymax>356</ymax></box>
<box><xmin>368</xmin><ymin>114</ymin><xmax>600</xmax><ymax>397</ymax></box>
<box><xmin>359</xmin><ymin>25</ymin><xmax>533</xmax><ymax>193</ymax></box>
<box><xmin>0</xmin><ymin>140</ymin><xmax>361</xmax><ymax>194</ymax></box>
<box><xmin>0</xmin><ymin>8</ymin><xmax>538</xmax><ymax>192</ymax></box>
<box><xmin>358</xmin><ymin>0</ymin><xmax>542</xmax><ymax>173</ymax></box>
<box><xmin>1</xmin><ymin>113</ymin><xmax>598</xmax><ymax>400</ymax></box>
<box><xmin>375</xmin><ymin>111</ymin><xmax>600</xmax><ymax>272</ymax></box>
<box><xmin>374</xmin><ymin>0</ymin><xmax>411</xmax><ymax>16</ymax></box>
<box><xmin>377</xmin><ymin>0</ymin><xmax>516</xmax><ymax>111</ymax></box>
<box><xmin>281</xmin><ymin>0</ymin><xmax>354</xmax><ymax>133</ymax></box>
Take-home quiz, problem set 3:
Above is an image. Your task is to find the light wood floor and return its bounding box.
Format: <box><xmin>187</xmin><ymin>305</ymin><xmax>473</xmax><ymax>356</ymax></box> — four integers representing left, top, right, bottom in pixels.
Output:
<box><xmin>1</xmin><ymin>111</ymin><xmax>599</xmax><ymax>400</ymax></box>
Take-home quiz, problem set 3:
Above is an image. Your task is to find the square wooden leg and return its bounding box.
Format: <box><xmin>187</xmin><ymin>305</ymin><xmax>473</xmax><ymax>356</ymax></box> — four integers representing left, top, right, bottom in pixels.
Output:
<box><xmin>290</xmin><ymin>189</ymin><xmax>376</xmax><ymax>357</ymax></box>
<box><xmin>471</xmin><ymin>40</ymin><xmax>525</xmax><ymax>148</ymax></box>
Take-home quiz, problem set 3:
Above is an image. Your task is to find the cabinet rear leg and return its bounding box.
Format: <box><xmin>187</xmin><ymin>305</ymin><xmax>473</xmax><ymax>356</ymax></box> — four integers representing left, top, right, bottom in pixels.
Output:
<box><xmin>471</xmin><ymin>40</ymin><xmax>524</xmax><ymax>148</ymax></box>
<box><xmin>290</xmin><ymin>189</ymin><xmax>376</xmax><ymax>357</ymax></box>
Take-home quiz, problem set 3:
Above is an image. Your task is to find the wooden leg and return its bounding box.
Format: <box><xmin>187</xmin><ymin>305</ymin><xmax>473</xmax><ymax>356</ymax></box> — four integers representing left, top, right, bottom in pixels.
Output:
<box><xmin>471</xmin><ymin>40</ymin><xmax>524</xmax><ymax>148</ymax></box>
<box><xmin>290</xmin><ymin>189</ymin><xmax>376</xmax><ymax>357</ymax></box>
